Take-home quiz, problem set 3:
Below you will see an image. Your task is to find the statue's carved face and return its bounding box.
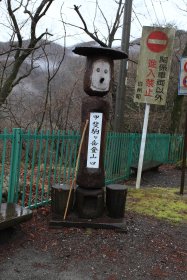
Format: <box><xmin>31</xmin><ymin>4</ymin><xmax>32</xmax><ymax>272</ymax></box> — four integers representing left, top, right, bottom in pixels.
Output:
<box><xmin>90</xmin><ymin>60</ymin><xmax>111</xmax><ymax>92</ymax></box>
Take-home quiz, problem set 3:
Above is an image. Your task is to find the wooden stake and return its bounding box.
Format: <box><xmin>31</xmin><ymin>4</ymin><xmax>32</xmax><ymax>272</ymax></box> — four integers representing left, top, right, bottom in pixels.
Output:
<box><xmin>63</xmin><ymin>119</ymin><xmax>89</xmax><ymax>220</ymax></box>
<box><xmin>180</xmin><ymin>111</ymin><xmax>187</xmax><ymax>195</ymax></box>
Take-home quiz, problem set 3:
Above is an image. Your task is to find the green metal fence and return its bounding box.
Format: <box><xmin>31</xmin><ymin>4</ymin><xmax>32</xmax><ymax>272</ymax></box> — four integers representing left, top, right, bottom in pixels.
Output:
<box><xmin>0</xmin><ymin>129</ymin><xmax>184</xmax><ymax>208</ymax></box>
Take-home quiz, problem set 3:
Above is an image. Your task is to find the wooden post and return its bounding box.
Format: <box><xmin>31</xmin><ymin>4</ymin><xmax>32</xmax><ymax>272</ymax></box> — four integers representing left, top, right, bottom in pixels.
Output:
<box><xmin>180</xmin><ymin>111</ymin><xmax>187</xmax><ymax>195</ymax></box>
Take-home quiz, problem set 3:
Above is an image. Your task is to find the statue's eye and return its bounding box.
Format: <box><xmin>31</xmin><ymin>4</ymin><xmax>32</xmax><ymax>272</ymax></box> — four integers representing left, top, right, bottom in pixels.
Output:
<box><xmin>96</xmin><ymin>68</ymin><xmax>100</xmax><ymax>72</ymax></box>
<box><xmin>104</xmin><ymin>69</ymin><xmax>108</xmax><ymax>74</ymax></box>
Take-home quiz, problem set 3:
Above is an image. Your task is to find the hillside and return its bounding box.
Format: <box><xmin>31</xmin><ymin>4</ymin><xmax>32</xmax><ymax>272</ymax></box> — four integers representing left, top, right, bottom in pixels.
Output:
<box><xmin>0</xmin><ymin>30</ymin><xmax>186</xmax><ymax>132</ymax></box>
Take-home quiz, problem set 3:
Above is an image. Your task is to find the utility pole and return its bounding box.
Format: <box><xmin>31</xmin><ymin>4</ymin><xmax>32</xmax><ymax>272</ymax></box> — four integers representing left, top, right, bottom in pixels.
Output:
<box><xmin>114</xmin><ymin>0</ymin><xmax>133</xmax><ymax>132</ymax></box>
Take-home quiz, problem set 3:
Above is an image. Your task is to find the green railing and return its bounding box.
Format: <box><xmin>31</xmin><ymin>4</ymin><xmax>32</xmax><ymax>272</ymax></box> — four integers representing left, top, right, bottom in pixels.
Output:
<box><xmin>0</xmin><ymin>129</ymin><xmax>184</xmax><ymax>208</ymax></box>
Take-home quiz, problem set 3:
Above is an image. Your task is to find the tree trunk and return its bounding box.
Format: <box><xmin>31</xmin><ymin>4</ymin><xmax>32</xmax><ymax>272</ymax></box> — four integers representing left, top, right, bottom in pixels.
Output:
<box><xmin>170</xmin><ymin>43</ymin><xmax>187</xmax><ymax>133</ymax></box>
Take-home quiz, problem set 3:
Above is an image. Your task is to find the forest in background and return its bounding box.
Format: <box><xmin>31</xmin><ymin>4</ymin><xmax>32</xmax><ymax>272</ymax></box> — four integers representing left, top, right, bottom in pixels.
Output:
<box><xmin>0</xmin><ymin>1</ymin><xmax>187</xmax><ymax>134</ymax></box>
<box><xmin>0</xmin><ymin>29</ymin><xmax>186</xmax><ymax>134</ymax></box>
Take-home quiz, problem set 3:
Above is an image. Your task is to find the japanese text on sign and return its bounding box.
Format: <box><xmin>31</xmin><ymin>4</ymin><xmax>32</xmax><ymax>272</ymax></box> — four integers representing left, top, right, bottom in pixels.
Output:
<box><xmin>134</xmin><ymin>26</ymin><xmax>175</xmax><ymax>105</ymax></box>
<box><xmin>87</xmin><ymin>112</ymin><xmax>103</xmax><ymax>168</ymax></box>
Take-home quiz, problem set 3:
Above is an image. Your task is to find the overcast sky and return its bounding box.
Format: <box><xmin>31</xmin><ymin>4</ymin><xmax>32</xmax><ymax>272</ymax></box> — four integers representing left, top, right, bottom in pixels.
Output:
<box><xmin>0</xmin><ymin>0</ymin><xmax>187</xmax><ymax>46</ymax></box>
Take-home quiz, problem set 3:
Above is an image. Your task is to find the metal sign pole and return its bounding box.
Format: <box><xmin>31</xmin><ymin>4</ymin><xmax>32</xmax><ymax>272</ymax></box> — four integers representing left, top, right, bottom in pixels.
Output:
<box><xmin>136</xmin><ymin>103</ymin><xmax>150</xmax><ymax>189</ymax></box>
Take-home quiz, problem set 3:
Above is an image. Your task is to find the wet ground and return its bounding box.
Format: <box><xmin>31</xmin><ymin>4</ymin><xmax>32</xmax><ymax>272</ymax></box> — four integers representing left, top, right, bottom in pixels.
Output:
<box><xmin>0</xmin><ymin>165</ymin><xmax>186</xmax><ymax>280</ymax></box>
<box><xmin>0</xmin><ymin>210</ymin><xmax>186</xmax><ymax>280</ymax></box>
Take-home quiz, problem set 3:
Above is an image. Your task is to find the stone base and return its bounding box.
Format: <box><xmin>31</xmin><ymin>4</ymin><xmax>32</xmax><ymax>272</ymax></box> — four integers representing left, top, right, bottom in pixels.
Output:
<box><xmin>0</xmin><ymin>203</ymin><xmax>32</xmax><ymax>230</ymax></box>
<box><xmin>49</xmin><ymin>209</ymin><xmax>127</xmax><ymax>232</ymax></box>
<box><xmin>76</xmin><ymin>187</ymin><xmax>104</xmax><ymax>219</ymax></box>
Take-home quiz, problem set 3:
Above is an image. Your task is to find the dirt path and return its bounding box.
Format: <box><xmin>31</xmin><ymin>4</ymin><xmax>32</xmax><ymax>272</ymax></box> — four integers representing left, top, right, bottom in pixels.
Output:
<box><xmin>125</xmin><ymin>164</ymin><xmax>186</xmax><ymax>189</ymax></box>
<box><xmin>0</xmin><ymin>165</ymin><xmax>187</xmax><ymax>280</ymax></box>
<box><xmin>0</xmin><ymin>208</ymin><xmax>187</xmax><ymax>280</ymax></box>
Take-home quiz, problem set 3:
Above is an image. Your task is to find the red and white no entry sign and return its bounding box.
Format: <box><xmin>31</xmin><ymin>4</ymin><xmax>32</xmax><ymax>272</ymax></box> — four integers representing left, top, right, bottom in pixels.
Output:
<box><xmin>147</xmin><ymin>30</ymin><xmax>168</xmax><ymax>53</ymax></box>
<box><xmin>184</xmin><ymin>62</ymin><xmax>187</xmax><ymax>72</ymax></box>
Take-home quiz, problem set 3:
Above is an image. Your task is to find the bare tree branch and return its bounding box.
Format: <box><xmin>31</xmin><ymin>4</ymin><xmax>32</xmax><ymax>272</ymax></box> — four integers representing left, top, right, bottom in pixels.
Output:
<box><xmin>36</xmin><ymin>30</ymin><xmax>66</xmax><ymax>132</ymax></box>
<box><xmin>70</xmin><ymin>5</ymin><xmax>107</xmax><ymax>47</ymax></box>
<box><xmin>63</xmin><ymin>1</ymin><xmax>125</xmax><ymax>48</ymax></box>
<box><xmin>0</xmin><ymin>0</ymin><xmax>55</xmax><ymax>106</ymax></box>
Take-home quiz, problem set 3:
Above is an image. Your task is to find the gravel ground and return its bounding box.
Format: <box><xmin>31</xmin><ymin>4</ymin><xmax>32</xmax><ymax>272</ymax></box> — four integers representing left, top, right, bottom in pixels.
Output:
<box><xmin>0</xmin><ymin>165</ymin><xmax>187</xmax><ymax>280</ymax></box>
<box><xmin>126</xmin><ymin>164</ymin><xmax>187</xmax><ymax>189</ymax></box>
